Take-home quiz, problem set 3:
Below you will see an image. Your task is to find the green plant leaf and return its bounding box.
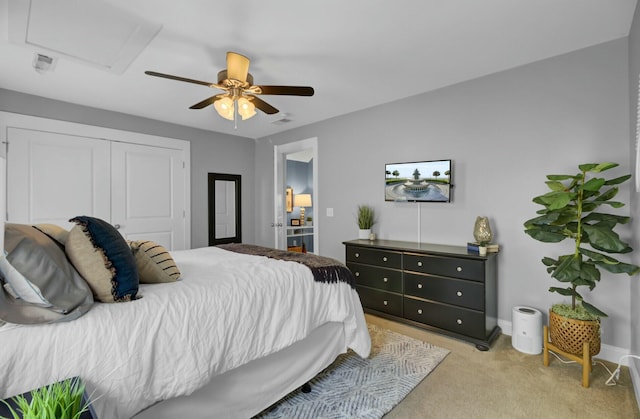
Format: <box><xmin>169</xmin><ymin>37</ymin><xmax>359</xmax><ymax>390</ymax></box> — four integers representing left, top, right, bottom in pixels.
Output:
<box><xmin>581</xmin><ymin>162</ymin><xmax>618</xmax><ymax>173</ymax></box>
<box><xmin>578</xmin><ymin>163</ymin><xmax>601</xmax><ymax>172</ymax></box>
<box><xmin>534</xmin><ymin>191</ymin><xmax>573</xmax><ymax>210</ymax></box>
<box><xmin>549</xmin><ymin>286</ymin><xmax>576</xmax><ymax>296</ymax></box>
<box><xmin>595</xmin><ymin>187</ymin><xmax>619</xmax><ymax>202</ymax></box>
<box><xmin>581</xmin><ymin>300</ymin><xmax>608</xmax><ymax>317</ymax></box>
<box><xmin>524</xmin><ymin>227</ymin><xmax>567</xmax><ymax>243</ymax></box>
<box><xmin>582</xmin><ymin>177</ymin><xmax>605</xmax><ymax>191</ymax></box>
<box><xmin>604</xmin><ymin>174</ymin><xmax>632</xmax><ymax>185</ymax></box>
<box><xmin>596</xmin><ymin>260</ymin><xmax>640</xmax><ymax>275</ymax></box>
<box><xmin>582</xmin><ymin>212</ymin><xmax>630</xmax><ymax>225</ymax></box>
<box><xmin>523</xmin><ymin>212</ymin><xmax>561</xmax><ymax>227</ymax></box>
<box><xmin>547</xmin><ymin>174</ymin><xmax>579</xmax><ymax>181</ymax></box>
<box><xmin>551</xmin><ymin>255</ymin><xmax>581</xmax><ymax>282</ymax></box>
<box><xmin>582</xmin><ymin>224</ymin><xmax>628</xmax><ymax>253</ymax></box>
<box><xmin>545</xmin><ymin>180</ymin><xmax>566</xmax><ymax>191</ymax></box>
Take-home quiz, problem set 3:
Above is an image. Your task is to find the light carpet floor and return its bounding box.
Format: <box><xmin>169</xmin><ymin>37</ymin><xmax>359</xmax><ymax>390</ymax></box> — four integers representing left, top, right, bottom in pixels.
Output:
<box><xmin>254</xmin><ymin>323</ymin><xmax>449</xmax><ymax>418</ymax></box>
<box><xmin>367</xmin><ymin>314</ymin><xmax>640</xmax><ymax>419</ymax></box>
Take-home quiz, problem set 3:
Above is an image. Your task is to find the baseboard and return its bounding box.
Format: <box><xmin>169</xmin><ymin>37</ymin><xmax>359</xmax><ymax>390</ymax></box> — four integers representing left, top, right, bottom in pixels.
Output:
<box><xmin>498</xmin><ymin>319</ymin><xmax>630</xmax><ymax>364</ymax></box>
<box><xmin>630</xmin><ymin>360</ymin><xmax>640</xmax><ymax>411</ymax></box>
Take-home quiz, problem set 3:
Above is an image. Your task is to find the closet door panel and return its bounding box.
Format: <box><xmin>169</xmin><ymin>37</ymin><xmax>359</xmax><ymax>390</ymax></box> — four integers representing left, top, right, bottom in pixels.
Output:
<box><xmin>111</xmin><ymin>142</ymin><xmax>186</xmax><ymax>250</ymax></box>
<box><xmin>7</xmin><ymin>128</ymin><xmax>111</xmax><ymax>227</ymax></box>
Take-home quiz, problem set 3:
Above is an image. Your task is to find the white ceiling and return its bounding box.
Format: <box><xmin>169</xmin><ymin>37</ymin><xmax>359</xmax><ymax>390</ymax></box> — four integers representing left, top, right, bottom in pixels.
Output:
<box><xmin>0</xmin><ymin>0</ymin><xmax>637</xmax><ymax>139</ymax></box>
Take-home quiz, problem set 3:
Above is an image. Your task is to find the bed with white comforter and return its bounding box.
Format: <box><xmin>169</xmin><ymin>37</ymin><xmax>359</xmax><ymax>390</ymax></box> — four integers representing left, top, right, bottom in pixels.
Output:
<box><xmin>0</xmin><ymin>246</ymin><xmax>370</xmax><ymax>419</ymax></box>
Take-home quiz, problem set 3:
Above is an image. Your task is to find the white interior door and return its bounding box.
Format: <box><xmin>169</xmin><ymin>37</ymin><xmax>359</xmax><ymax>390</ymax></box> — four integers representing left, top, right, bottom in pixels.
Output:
<box><xmin>111</xmin><ymin>142</ymin><xmax>186</xmax><ymax>250</ymax></box>
<box><xmin>7</xmin><ymin>128</ymin><xmax>111</xmax><ymax>228</ymax></box>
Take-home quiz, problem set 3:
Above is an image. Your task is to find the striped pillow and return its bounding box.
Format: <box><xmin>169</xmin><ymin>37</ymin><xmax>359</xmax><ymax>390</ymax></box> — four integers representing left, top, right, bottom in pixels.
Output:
<box><xmin>130</xmin><ymin>240</ymin><xmax>181</xmax><ymax>283</ymax></box>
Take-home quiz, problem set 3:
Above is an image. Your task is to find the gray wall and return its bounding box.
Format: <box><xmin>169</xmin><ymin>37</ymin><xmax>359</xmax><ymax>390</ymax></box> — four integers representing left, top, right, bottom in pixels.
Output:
<box><xmin>0</xmin><ymin>88</ymin><xmax>256</xmax><ymax>249</ymax></box>
<box><xmin>628</xmin><ymin>4</ymin><xmax>640</xmax><ymax>382</ymax></box>
<box><xmin>255</xmin><ymin>38</ymin><xmax>634</xmax><ymax>350</ymax></box>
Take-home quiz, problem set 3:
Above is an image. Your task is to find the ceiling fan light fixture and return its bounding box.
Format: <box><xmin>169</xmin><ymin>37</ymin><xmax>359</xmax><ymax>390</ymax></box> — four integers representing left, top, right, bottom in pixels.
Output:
<box><xmin>237</xmin><ymin>97</ymin><xmax>256</xmax><ymax>120</ymax></box>
<box><xmin>214</xmin><ymin>96</ymin><xmax>235</xmax><ymax>120</ymax></box>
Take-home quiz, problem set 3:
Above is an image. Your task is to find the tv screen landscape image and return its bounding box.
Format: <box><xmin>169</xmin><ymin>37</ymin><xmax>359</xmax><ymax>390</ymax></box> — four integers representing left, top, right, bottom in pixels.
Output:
<box><xmin>385</xmin><ymin>159</ymin><xmax>452</xmax><ymax>202</ymax></box>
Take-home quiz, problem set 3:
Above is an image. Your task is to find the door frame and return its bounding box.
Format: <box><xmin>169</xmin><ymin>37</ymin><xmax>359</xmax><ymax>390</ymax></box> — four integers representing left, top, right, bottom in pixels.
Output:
<box><xmin>273</xmin><ymin>137</ymin><xmax>318</xmax><ymax>252</ymax></box>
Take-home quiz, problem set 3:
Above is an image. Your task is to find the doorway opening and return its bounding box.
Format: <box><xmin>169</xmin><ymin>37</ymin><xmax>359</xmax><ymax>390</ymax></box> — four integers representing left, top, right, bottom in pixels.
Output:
<box><xmin>274</xmin><ymin>138</ymin><xmax>318</xmax><ymax>253</ymax></box>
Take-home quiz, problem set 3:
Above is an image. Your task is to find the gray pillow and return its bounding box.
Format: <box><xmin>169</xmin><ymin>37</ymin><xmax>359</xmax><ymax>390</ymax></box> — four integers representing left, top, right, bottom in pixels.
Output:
<box><xmin>0</xmin><ymin>224</ymin><xmax>94</xmax><ymax>324</ymax></box>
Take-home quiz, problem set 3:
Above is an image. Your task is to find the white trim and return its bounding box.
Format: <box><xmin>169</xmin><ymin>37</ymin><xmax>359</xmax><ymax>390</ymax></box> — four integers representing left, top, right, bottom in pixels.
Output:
<box><xmin>630</xmin><ymin>360</ymin><xmax>640</xmax><ymax>411</ymax></box>
<box><xmin>0</xmin><ymin>111</ymin><xmax>188</xmax><ymax>150</ymax></box>
<box><xmin>499</xmin><ymin>318</ymin><xmax>631</xmax><ymax>364</ymax></box>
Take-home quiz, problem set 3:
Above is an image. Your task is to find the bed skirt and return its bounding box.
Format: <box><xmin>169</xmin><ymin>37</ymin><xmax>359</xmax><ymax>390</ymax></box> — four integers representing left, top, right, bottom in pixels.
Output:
<box><xmin>134</xmin><ymin>321</ymin><xmax>347</xmax><ymax>418</ymax></box>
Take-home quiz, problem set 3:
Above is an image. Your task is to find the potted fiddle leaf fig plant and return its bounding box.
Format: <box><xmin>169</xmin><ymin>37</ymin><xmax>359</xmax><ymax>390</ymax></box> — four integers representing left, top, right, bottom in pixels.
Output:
<box><xmin>523</xmin><ymin>162</ymin><xmax>639</xmax><ymax>356</ymax></box>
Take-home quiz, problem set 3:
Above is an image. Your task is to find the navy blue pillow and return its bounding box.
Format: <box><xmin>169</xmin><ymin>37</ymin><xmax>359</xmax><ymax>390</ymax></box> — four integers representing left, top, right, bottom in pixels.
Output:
<box><xmin>66</xmin><ymin>216</ymin><xmax>139</xmax><ymax>302</ymax></box>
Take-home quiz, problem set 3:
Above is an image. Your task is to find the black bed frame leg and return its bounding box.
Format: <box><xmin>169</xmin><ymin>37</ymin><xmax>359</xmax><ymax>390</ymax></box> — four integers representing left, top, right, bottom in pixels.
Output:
<box><xmin>301</xmin><ymin>382</ymin><xmax>311</xmax><ymax>393</ymax></box>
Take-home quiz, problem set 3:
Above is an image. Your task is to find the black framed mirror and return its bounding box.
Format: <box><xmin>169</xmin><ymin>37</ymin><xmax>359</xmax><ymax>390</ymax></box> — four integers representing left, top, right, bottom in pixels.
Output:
<box><xmin>208</xmin><ymin>173</ymin><xmax>242</xmax><ymax>245</ymax></box>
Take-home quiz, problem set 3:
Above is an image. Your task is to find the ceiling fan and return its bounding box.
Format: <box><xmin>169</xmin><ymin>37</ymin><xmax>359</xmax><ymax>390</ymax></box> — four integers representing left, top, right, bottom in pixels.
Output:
<box><xmin>145</xmin><ymin>51</ymin><xmax>314</xmax><ymax>124</ymax></box>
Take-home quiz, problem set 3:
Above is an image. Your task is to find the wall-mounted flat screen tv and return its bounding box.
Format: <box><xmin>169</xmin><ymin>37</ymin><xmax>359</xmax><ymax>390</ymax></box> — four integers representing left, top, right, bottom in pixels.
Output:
<box><xmin>385</xmin><ymin>159</ymin><xmax>452</xmax><ymax>202</ymax></box>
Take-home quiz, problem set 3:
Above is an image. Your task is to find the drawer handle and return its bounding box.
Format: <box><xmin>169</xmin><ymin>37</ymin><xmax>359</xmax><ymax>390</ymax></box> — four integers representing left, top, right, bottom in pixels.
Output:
<box><xmin>456</xmin><ymin>319</ymin><xmax>463</xmax><ymax>325</ymax></box>
<box><xmin>355</xmin><ymin>253</ymin><xmax>360</xmax><ymax>258</ymax></box>
<box><xmin>355</xmin><ymin>272</ymin><xmax>360</xmax><ymax>277</ymax></box>
<box><xmin>456</xmin><ymin>291</ymin><xmax>463</xmax><ymax>297</ymax></box>
<box><xmin>417</xmin><ymin>309</ymin><xmax>423</xmax><ymax>315</ymax></box>
<box><xmin>383</xmin><ymin>300</ymin><xmax>388</xmax><ymax>306</ymax></box>
<box><xmin>383</xmin><ymin>256</ymin><xmax>388</xmax><ymax>262</ymax></box>
<box><xmin>417</xmin><ymin>261</ymin><xmax>423</xmax><ymax>267</ymax></box>
<box><xmin>456</xmin><ymin>266</ymin><xmax>463</xmax><ymax>272</ymax></box>
<box><xmin>383</xmin><ymin>277</ymin><xmax>388</xmax><ymax>282</ymax></box>
<box><xmin>417</xmin><ymin>283</ymin><xmax>423</xmax><ymax>289</ymax></box>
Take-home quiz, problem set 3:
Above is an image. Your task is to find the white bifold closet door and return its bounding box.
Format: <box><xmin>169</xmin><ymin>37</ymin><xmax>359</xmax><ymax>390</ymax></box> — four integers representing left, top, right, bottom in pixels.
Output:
<box><xmin>7</xmin><ymin>127</ymin><xmax>187</xmax><ymax>250</ymax></box>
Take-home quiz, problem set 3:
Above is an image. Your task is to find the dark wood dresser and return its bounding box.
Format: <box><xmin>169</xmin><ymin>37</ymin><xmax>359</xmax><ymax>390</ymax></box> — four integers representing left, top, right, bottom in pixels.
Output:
<box><xmin>344</xmin><ymin>239</ymin><xmax>500</xmax><ymax>350</ymax></box>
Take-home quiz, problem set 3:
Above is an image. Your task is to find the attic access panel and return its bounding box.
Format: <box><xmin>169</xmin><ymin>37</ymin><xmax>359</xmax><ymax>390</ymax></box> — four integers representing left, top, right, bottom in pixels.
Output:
<box><xmin>9</xmin><ymin>0</ymin><xmax>161</xmax><ymax>74</ymax></box>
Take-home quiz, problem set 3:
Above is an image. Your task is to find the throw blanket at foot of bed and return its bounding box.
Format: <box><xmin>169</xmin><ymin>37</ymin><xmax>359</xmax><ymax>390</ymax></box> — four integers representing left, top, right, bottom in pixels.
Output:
<box><xmin>217</xmin><ymin>243</ymin><xmax>355</xmax><ymax>289</ymax></box>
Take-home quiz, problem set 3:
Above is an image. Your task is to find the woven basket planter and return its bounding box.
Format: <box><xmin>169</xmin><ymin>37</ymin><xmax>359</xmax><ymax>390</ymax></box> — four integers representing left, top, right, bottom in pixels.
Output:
<box><xmin>548</xmin><ymin>310</ymin><xmax>600</xmax><ymax>356</ymax></box>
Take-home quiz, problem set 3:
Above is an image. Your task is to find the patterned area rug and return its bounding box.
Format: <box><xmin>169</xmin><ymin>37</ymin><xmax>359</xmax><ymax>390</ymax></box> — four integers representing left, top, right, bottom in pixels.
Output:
<box><xmin>254</xmin><ymin>324</ymin><xmax>450</xmax><ymax>418</ymax></box>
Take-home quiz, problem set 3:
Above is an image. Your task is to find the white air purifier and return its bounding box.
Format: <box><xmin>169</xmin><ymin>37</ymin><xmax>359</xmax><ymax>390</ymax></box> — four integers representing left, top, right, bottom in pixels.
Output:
<box><xmin>511</xmin><ymin>306</ymin><xmax>543</xmax><ymax>355</ymax></box>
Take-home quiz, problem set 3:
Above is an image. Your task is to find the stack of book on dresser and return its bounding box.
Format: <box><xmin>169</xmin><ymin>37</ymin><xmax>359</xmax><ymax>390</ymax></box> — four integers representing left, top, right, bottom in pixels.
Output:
<box><xmin>467</xmin><ymin>242</ymin><xmax>500</xmax><ymax>253</ymax></box>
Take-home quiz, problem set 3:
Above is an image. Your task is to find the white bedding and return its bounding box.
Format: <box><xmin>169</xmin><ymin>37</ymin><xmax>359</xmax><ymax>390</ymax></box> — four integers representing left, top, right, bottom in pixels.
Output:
<box><xmin>0</xmin><ymin>246</ymin><xmax>371</xmax><ymax>419</ymax></box>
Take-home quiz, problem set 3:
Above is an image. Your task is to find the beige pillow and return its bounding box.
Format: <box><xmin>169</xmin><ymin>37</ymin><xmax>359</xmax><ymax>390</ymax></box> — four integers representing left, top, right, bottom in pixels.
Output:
<box><xmin>130</xmin><ymin>240</ymin><xmax>181</xmax><ymax>283</ymax></box>
<box><xmin>33</xmin><ymin>224</ymin><xmax>70</xmax><ymax>246</ymax></box>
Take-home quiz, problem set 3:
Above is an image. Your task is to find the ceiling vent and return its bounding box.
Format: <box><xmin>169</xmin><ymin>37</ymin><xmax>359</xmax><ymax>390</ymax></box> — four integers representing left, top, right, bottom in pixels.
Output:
<box><xmin>272</xmin><ymin>117</ymin><xmax>293</xmax><ymax>125</ymax></box>
<box><xmin>9</xmin><ymin>0</ymin><xmax>161</xmax><ymax>74</ymax></box>
<box><xmin>32</xmin><ymin>53</ymin><xmax>56</xmax><ymax>74</ymax></box>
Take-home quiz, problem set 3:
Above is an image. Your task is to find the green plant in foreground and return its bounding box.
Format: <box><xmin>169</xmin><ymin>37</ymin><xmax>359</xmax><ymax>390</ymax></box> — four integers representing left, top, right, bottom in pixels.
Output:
<box><xmin>357</xmin><ymin>205</ymin><xmax>376</xmax><ymax>229</ymax></box>
<box><xmin>1</xmin><ymin>377</ymin><xmax>90</xmax><ymax>419</ymax></box>
<box><xmin>523</xmin><ymin>162</ymin><xmax>640</xmax><ymax>318</ymax></box>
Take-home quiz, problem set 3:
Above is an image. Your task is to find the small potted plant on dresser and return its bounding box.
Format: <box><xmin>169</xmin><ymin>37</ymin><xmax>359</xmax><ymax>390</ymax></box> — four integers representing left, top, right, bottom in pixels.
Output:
<box><xmin>356</xmin><ymin>205</ymin><xmax>376</xmax><ymax>240</ymax></box>
<box><xmin>523</xmin><ymin>162</ymin><xmax>639</xmax><ymax>386</ymax></box>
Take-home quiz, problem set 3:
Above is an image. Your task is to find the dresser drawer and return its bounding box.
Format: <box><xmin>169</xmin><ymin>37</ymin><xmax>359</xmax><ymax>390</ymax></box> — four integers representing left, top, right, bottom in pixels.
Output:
<box><xmin>404</xmin><ymin>253</ymin><xmax>484</xmax><ymax>282</ymax></box>
<box><xmin>346</xmin><ymin>246</ymin><xmax>402</xmax><ymax>269</ymax></box>
<box><xmin>347</xmin><ymin>262</ymin><xmax>402</xmax><ymax>293</ymax></box>
<box><xmin>403</xmin><ymin>297</ymin><xmax>486</xmax><ymax>339</ymax></box>
<box><xmin>357</xmin><ymin>286</ymin><xmax>403</xmax><ymax>317</ymax></box>
<box><xmin>404</xmin><ymin>273</ymin><xmax>484</xmax><ymax>311</ymax></box>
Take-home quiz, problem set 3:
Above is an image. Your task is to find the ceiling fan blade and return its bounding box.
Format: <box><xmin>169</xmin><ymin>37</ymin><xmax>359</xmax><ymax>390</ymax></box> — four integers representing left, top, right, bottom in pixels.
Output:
<box><xmin>226</xmin><ymin>52</ymin><xmax>250</xmax><ymax>83</ymax></box>
<box><xmin>255</xmin><ymin>85</ymin><xmax>314</xmax><ymax>96</ymax></box>
<box><xmin>248</xmin><ymin>95</ymin><xmax>279</xmax><ymax>115</ymax></box>
<box><xmin>189</xmin><ymin>94</ymin><xmax>224</xmax><ymax>109</ymax></box>
<box><xmin>145</xmin><ymin>71</ymin><xmax>215</xmax><ymax>87</ymax></box>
